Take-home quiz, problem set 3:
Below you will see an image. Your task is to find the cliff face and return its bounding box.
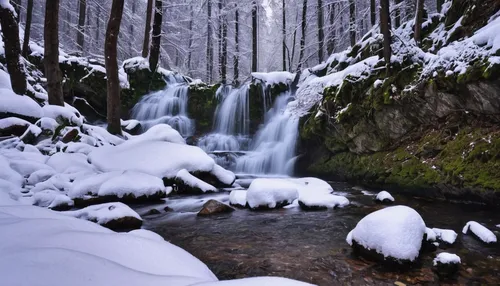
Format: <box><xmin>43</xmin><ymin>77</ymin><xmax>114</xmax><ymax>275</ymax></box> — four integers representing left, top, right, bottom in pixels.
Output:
<box><xmin>296</xmin><ymin>0</ymin><xmax>500</xmax><ymax>204</ymax></box>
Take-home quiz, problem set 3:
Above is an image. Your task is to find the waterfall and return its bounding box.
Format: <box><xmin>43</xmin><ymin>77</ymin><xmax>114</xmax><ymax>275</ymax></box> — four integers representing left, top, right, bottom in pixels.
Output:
<box><xmin>131</xmin><ymin>75</ymin><xmax>194</xmax><ymax>137</ymax></box>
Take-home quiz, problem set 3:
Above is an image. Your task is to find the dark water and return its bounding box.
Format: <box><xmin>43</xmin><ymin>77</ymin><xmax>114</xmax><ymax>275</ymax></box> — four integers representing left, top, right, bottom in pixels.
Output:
<box><xmin>137</xmin><ymin>182</ymin><xmax>500</xmax><ymax>285</ymax></box>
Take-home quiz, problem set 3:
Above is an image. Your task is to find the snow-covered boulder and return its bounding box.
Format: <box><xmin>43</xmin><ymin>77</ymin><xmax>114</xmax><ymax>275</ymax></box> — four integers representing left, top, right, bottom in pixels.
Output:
<box><xmin>121</xmin><ymin>119</ymin><xmax>141</xmax><ymax>135</ymax></box>
<box><xmin>298</xmin><ymin>193</ymin><xmax>350</xmax><ymax>210</ymax></box>
<box><xmin>346</xmin><ymin>206</ymin><xmax>427</xmax><ymax>265</ymax></box>
<box><xmin>432</xmin><ymin>228</ymin><xmax>458</xmax><ymax>245</ymax></box>
<box><xmin>246</xmin><ymin>178</ymin><xmax>299</xmax><ymax>209</ymax></box>
<box><xmin>375</xmin><ymin>191</ymin><xmax>395</xmax><ymax>203</ymax></box>
<box><xmin>229</xmin><ymin>190</ymin><xmax>247</xmax><ymax>208</ymax></box>
<box><xmin>175</xmin><ymin>169</ymin><xmax>217</xmax><ymax>194</ymax></box>
<box><xmin>197</xmin><ymin>200</ymin><xmax>234</xmax><ymax>216</ymax></box>
<box><xmin>127</xmin><ymin>123</ymin><xmax>185</xmax><ymax>145</ymax></box>
<box><xmin>35</xmin><ymin>117</ymin><xmax>59</xmax><ymax>135</ymax></box>
<box><xmin>0</xmin><ymin>117</ymin><xmax>32</xmax><ymax>137</ymax></box>
<box><xmin>433</xmin><ymin>252</ymin><xmax>461</xmax><ymax>279</ymax></box>
<box><xmin>32</xmin><ymin>189</ymin><xmax>74</xmax><ymax>211</ymax></box>
<box><xmin>42</xmin><ymin>104</ymin><xmax>84</xmax><ymax>126</ymax></box>
<box><xmin>62</xmin><ymin>202</ymin><xmax>142</xmax><ymax>231</ymax></box>
<box><xmin>0</xmin><ymin>88</ymin><xmax>43</xmax><ymax>122</ymax></box>
<box><xmin>462</xmin><ymin>221</ymin><xmax>497</xmax><ymax>244</ymax></box>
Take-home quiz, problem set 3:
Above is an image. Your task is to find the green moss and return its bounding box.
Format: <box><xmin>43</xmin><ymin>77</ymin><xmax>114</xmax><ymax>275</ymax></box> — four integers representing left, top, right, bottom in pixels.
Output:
<box><xmin>187</xmin><ymin>83</ymin><xmax>219</xmax><ymax>135</ymax></box>
<box><xmin>122</xmin><ymin>67</ymin><xmax>167</xmax><ymax>113</ymax></box>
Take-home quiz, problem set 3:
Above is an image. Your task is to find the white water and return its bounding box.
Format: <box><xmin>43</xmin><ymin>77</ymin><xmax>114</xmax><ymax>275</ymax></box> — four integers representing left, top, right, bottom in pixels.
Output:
<box><xmin>131</xmin><ymin>76</ymin><xmax>194</xmax><ymax>137</ymax></box>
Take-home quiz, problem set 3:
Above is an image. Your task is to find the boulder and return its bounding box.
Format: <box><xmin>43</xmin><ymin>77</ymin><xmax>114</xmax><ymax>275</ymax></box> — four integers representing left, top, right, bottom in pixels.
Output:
<box><xmin>433</xmin><ymin>252</ymin><xmax>461</xmax><ymax>280</ymax></box>
<box><xmin>375</xmin><ymin>191</ymin><xmax>395</xmax><ymax>204</ymax></box>
<box><xmin>101</xmin><ymin>216</ymin><xmax>143</xmax><ymax>232</ymax></box>
<box><xmin>197</xmin><ymin>200</ymin><xmax>234</xmax><ymax>216</ymax></box>
<box><xmin>61</xmin><ymin>128</ymin><xmax>80</xmax><ymax>143</ymax></box>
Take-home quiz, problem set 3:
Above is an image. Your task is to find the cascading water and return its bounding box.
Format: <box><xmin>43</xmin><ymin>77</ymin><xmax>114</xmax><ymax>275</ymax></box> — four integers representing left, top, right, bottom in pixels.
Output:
<box><xmin>131</xmin><ymin>74</ymin><xmax>194</xmax><ymax>137</ymax></box>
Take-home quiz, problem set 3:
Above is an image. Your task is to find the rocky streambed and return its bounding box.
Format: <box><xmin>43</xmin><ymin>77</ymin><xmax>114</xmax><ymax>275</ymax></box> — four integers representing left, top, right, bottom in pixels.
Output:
<box><xmin>136</xmin><ymin>182</ymin><xmax>500</xmax><ymax>285</ymax></box>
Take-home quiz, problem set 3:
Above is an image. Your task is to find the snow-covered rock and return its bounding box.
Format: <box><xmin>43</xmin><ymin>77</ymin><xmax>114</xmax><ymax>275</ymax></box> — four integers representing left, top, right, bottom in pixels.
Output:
<box><xmin>175</xmin><ymin>169</ymin><xmax>217</xmax><ymax>194</ymax></box>
<box><xmin>346</xmin><ymin>206</ymin><xmax>427</xmax><ymax>264</ymax></box>
<box><xmin>229</xmin><ymin>190</ymin><xmax>247</xmax><ymax>208</ymax></box>
<box><xmin>127</xmin><ymin>123</ymin><xmax>185</xmax><ymax>145</ymax></box>
<box><xmin>210</xmin><ymin>164</ymin><xmax>236</xmax><ymax>186</ymax></box>
<box><xmin>0</xmin><ymin>155</ymin><xmax>23</xmax><ymax>187</ymax></box>
<box><xmin>246</xmin><ymin>178</ymin><xmax>299</xmax><ymax>209</ymax></box>
<box><xmin>375</xmin><ymin>191</ymin><xmax>395</xmax><ymax>203</ymax></box>
<box><xmin>0</xmin><ymin>117</ymin><xmax>32</xmax><ymax>136</ymax></box>
<box><xmin>462</xmin><ymin>221</ymin><xmax>497</xmax><ymax>244</ymax></box>
<box><xmin>298</xmin><ymin>193</ymin><xmax>350</xmax><ymax>210</ymax></box>
<box><xmin>42</xmin><ymin>104</ymin><xmax>84</xmax><ymax>126</ymax></box>
<box><xmin>62</xmin><ymin>202</ymin><xmax>142</xmax><ymax>231</ymax></box>
<box><xmin>32</xmin><ymin>189</ymin><xmax>74</xmax><ymax>210</ymax></box>
<box><xmin>432</xmin><ymin>228</ymin><xmax>458</xmax><ymax>245</ymax></box>
<box><xmin>433</xmin><ymin>252</ymin><xmax>461</xmax><ymax>279</ymax></box>
<box><xmin>35</xmin><ymin>117</ymin><xmax>59</xmax><ymax>135</ymax></box>
<box><xmin>0</xmin><ymin>88</ymin><xmax>43</xmax><ymax>120</ymax></box>
<box><xmin>46</xmin><ymin>152</ymin><xmax>95</xmax><ymax>174</ymax></box>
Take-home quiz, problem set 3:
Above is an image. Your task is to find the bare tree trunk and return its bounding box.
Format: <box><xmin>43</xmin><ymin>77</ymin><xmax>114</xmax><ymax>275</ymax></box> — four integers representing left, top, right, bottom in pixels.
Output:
<box><xmin>220</xmin><ymin>2</ymin><xmax>227</xmax><ymax>84</ymax></box>
<box><xmin>290</xmin><ymin>8</ymin><xmax>299</xmax><ymax>71</ymax></box>
<box><xmin>206</xmin><ymin>0</ymin><xmax>213</xmax><ymax>82</ymax></box>
<box><xmin>251</xmin><ymin>0</ymin><xmax>258</xmax><ymax>72</ymax></box>
<box><xmin>0</xmin><ymin>2</ymin><xmax>26</xmax><ymax>95</ymax></box>
<box><xmin>76</xmin><ymin>0</ymin><xmax>86</xmax><ymax>53</ymax></box>
<box><xmin>414</xmin><ymin>0</ymin><xmax>424</xmax><ymax>45</ymax></box>
<box><xmin>11</xmin><ymin>0</ymin><xmax>20</xmax><ymax>22</ymax></box>
<box><xmin>149</xmin><ymin>0</ymin><xmax>162</xmax><ymax>72</ymax></box>
<box><xmin>128</xmin><ymin>0</ymin><xmax>136</xmax><ymax>56</ymax></box>
<box><xmin>282</xmin><ymin>0</ymin><xmax>286</xmax><ymax>71</ymax></box>
<box><xmin>370</xmin><ymin>0</ymin><xmax>376</xmax><ymax>26</ymax></box>
<box><xmin>44</xmin><ymin>0</ymin><xmax>64</xmax><ymax>106</ymax></box>
<box><xmin>95</xmin><ymin>3</ymin><xmax>100</xmax><ymax>44</ymax></box>
<box><xmin>317</xmin><ymin>0</ymin><xmax>325</xmax><ymax>63</ymax></box>
<box><xmin>349</xmin><ymin>0</ymin><xmax>356</xmax><ymax>47</ymax></box>
<box><xmin>187</xmin><ymin>6</ymin><xmax>194</xmax><ymax>76</ymax></box>
<box><xmin>105</xmin><ymin>0</ymin><xmax>125</xmax><ymax>135</ymax></box>
<box><xmin>395</xmin><ymin>0</ymin><xmax>402</xmax><ymax>28</ymax></box>
<box><xmin>233</xmin><ymin>5</ymin><xmax>239</xmax><ymax>85</ymax></box>
<box><xmin>326</xmin><ymin>2</ymin><xmax>336</xmax><ymax>55</ymax></box>
<box><xmin>297</xmin><ymin>0</ymin><xmax>307</xmax><ymax>71</ymax></box>
<box><xmin>22</xmin><ymin>0</ymin><xmax>33</xmax><ymax>58</ymax></box>
<box><xmin>380</xmin><ymin>0</ymin><xmax>391</xmax><ymax>73</ymax></box>
<box><xmin>142</xmin><ymin>0</ymin><xmax>153</xmax><ymax>58</ymax></box>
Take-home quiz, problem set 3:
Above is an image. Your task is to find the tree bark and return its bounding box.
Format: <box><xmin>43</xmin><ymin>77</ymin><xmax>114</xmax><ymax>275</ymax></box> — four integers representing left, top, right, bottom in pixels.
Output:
<box><xmin>349</xmin><ymin>0</ymin><xmax>356</xmax><ymax>47</ymax></box>
<box><xmin>129</xmin><ymin>0</ymin><xmax>136</xmax><ymax>56</ymax></box>
<box><xmin>22</xmin><ymin>0</ymin><xmax>33</xmax><ymax>58</ymax></box>
<box><xmin>327</xmin><ymin>2</ymin><xmax>335</xmax><ymax>55</ymax></box>
<box><xmin>282</xmin><ymin>0</ymin><xmax>286</xmax><ymax>71</ymax></box>
<box><xmin>187</xmin><ymin>6</ymin><xmax>194</xmax><ymax>76</ymax></box>
<box><xmin>251</xmin><ymin>0</ymin><xmax>258</xmax><ymax>72</ymax></box>
<box><xmin>0</xmin><ymin>2</ymin><xmax>26</xmax><ymax>95</ymax></box>
<box><xmin>11</xmin><ymin>0</ymin><xmax>20</xmax><ymax>22</ymax></box>
<box><xmin>76</xmin><ymin>0</ymin><xmax>86</xmax><ymax>52</ymax></box>
<box><xmin>44</xmin><ymin>0</ymin><xmax>64</xmax><ymax>106</ymax></box>
<box><xmin>149</xmin><ymin>0</ymin><xmax>162</xmax><ymax>72</ymax></box>
<box><xmin>105</xmin><ymin>0</ymin><xmax>125</xmax><ymax>135</ymax></box>
<box><xmin>380</xmin><ymin>0</ymin><xmax>392</xmax><ymax>73</ymax></box>
<box><xmin>220</xmin><ymin>2</ymin><xmax>227</xmax><ymax>84</ymax></box>
<box><xmin>233</xmin><ymin>5</ymin><xmax>239</xmax><ymax>84</ymax></box>
<box><xmin>142</xmin><ymin>0</ymin><xmax>153</xmax><ymax>58</ymax></box>
<box><xmin>414</xmin><ymin>0</ymin><xmax>424</xmax><ymax>45</ymax></box>
<box><xmin>206</xmin><ymin>0</ymin><xmax>213</xmax><ymax>82</ymax></box>
<box><xmin>395</xmin><ymin>0</ymin><xmax>402</xmax><ymax>28</ymax></box>
<box><xmin>297</xmin><ymin>0</ymin><xmax>307</xmax><ymax>71</ymax></box>
<box><xmin>370</xmin><ymin>0</ymin><xmax>376</xmax><ymax>26</ymax></box>
<box><xmin>317</xmin><ymin>0</ymin><xmax>324</xmax><ymax>63</ymax></box>
<box><xmin>95</xmin><ymin>3</ymin><xmax>100</xmax><ymax>44</ymax></box>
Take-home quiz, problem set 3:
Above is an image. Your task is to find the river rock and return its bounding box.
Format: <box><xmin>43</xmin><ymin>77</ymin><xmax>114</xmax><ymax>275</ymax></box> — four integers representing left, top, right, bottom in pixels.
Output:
<box><xmin>374</xmin><ymin>191</ymin><xmax>395</xmax><ymax>204</ymax></box>
<box><xmin>101</xmin><ymin>216</ymin><xmax>143</xmax><ymax>232</ymax></box>
<box><xmin>433</xmin><ymin>252</ymin><xmax>461</xmax><ymax>280</ymax></box>
<box><xmin>197</xmin><ymin>200</ymin><xmax>234</xmax><ymax>216</ymax></box>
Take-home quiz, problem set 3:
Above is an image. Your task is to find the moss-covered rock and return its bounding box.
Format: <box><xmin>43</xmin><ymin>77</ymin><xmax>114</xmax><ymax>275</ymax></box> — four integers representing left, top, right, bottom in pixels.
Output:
<box><xmin>187</xmin><ymin>83</ymin><xmax>219</xmax><ymax>135</ymax></box>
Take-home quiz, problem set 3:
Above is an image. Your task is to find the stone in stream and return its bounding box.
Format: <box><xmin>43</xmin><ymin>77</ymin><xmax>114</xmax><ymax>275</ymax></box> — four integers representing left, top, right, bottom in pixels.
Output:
<box><xmin>197</xmin><ymin>200</ymin><xmax>234</xmax><ymax>216</ymax></box>
<box><xmin>462</xmin><ymin>221</ymin><xmax>497</xmax><ymax>244</ymax></box>
<box><xmin>374</xmin><ymin>191</ymin><xmax>395</xmax><ymax>204</ymax></box>
<box><xmin>145</xmin><ymin>208</ymin><xmax>161</xmax><ymax>216</ymax></box>
<box><xmin>433</xmin><ymin>252</ymin><xmax>461</xmax><ymax>280</ymax></box>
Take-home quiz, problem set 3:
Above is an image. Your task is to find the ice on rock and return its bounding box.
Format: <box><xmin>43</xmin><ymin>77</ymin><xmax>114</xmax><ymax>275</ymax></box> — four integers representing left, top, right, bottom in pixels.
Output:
<box><xmin>433</xmin><ymin>252</ymin><xmax>461</xmax><ymax>266</ymax></box>
<box><xmin>62</xmin><ymin>202</ymin><xmax>142</xmax><ymax>227</ymax></box>
<box><xmin>0</xmin><ymin>117</ymin><xmax>31</xmax><ymax>131</ymax></box>
<box><xmin>462</xmin><ymin>221</ymin><xmax>497</xmax><ymax>244</ymax></box>
<box><xmin>375</xmin><ymin>191</ymin><xmax>395</xmax><ymax>203</ymax></box>
<box><xmin>346</xmin><ymin>206</ymin><xmax>427</xmax><ymax>262</ymax></box>
<box><xmin>175</xmin><ymin>169</ymin><xmax>217</xmax><ymax>193</ymax></box>
<box><xmin>247</xmin><ymin>178</ymin><xmax>299</xmax><ymax>209</ymax></box>
<box><xmin>432</xmin><ymin>228</ymin><xmax>458</xmax><ymax>244</ymax></box>
<box><xmin>229</xmin><ymin>190</ymin><xmax>247</xmax><ymax>207</ymax></box>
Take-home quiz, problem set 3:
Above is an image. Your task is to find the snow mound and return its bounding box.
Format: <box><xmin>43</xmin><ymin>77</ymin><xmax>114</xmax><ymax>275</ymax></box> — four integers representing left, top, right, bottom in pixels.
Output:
<box><xmin>46</xmin><ymin>152</ymin><xmax>94</xmax><ymax>174</ymax></box>
<box><xmin>426</xmin><ymin>228</ymin><xmax>437</xmax><ymax>241</ymax></box>
<box><xmin>32</xmin><ymin>189</ymin><xmax>74</xmax><ymax>209</ymax></box>
<box><xmin>175</xmin><ymin>169</ymin><xmax>217</xmax><ymax>193</ymax></box>
<box><xmin>346</xmin><ymin>206</ymin><xmax>427</xmax><ymax>261</ymax></box>
<box><xmin>247</xmin><ymin>178</ymin><xmax>299</xmax><ymax>209</ymax></box>
<box><xmin>63</xmin><ymin>202</ymin><xmax>142</xmax><ymax>225</ymax></box>
<box><xmin>375</xmin><ymin>191</ymin><xmax>395</xmax><ymax>202</ymax></box>
<box><xmin>42</xmin><ymin>104</ymin><xmax>84</xmax><ymax>126</ymax></box>
<box><xmin>462</xmin><ymin>221</ymin><xmax>497</xmax><ymax>244</ymax></box>
<box><xmin>0</xmin><ymin>155</ymin><xmax>23</xmax><ymax>186</ymax></box>
<box><xmin>0</xmin><ymin>117</ymin><xmax>31</xmax><ymax>130</ymax></box>
<box><xmin>211</xmin><ymin>164</ymin><xmax>236</xmax><ymax>186</ymax></box>
<box><xmin>128</xmin><ymin>123</ymin><xmax>185</xmax><ymax>145</ymax></box>
<box><xmin>0</xmin><ymin>88</ymin><xmax>43</xmax><ymax>119</ymax></box>
<box><xmin>299</xmin><ymin>193</ymin><xmax>350</xmax><ymax>209</ymax></box>
<box><xmin>433</xmin><ymin>252</ymin><xmax>461</xmax><ymax>266</ymax></box>
<box><xmin>229</xmin><ymin>190</ymin><xmax>247</xmax><ymax>207</ymax></box>
<box><xmin>432</xmin><ymin>228</ymin><xmax>458</xmax><ymax>244</ymax></box>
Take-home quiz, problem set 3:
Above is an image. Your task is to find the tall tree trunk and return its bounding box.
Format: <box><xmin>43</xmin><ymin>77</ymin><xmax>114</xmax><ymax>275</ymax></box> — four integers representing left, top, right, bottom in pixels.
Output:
<box><xmin>187</xmin><ymin>6</ymin><xmax>194</xmax><ymax>76</ymax></box>
<box><xmin>76</xmin><ymin>0</ymin><xmax>86</xmax><ymax>52</ymax></box>
<box><xmin>370</xmin><ymin>0</ymin><xmax>376</xmax><ymax>26</ymax></box>
<box><xmin>317</xmin><ymin>0</ymin><xmax>324</xmax><ymax>63</ymax></box>
<box><xmin>251</xmin><ymin>0</ymin><xmax>258</xmax><ymax>72</ymax></box>
<box><xmin>142</xmin><ymin>0</ymin><xmax>153</xmax><ymax>58</ymax></box>
<box><xmin>380</xmin><ymin>0</ymin><xmax>391</xmax><ymax>73</ymax></box>
<box><xmin>44</xmin><ymin>0</ymin><xmax>64</xmax><ymax>106</ymax></box>
<box><xmin>105</xmin><ymin>0</ymin><xmax>125</xmax><ymax>135</ymax></box>
<box><xmin>11</xmin><ymin>0</ymin><xmax>20</xmax><ymax>22</ymax></box>
<box><xmin>149</xmin><ymin>0</ymin><xmax>162</xmax><ymax>72</ymax></box>
<box><xmin>282</xmin><ymin>0</ymin><xmax>286</xmax><ymax>71</ymax></box>
<box><xmin>349</xmin><ymin>0</ymin><xmax>356</xmax><ymax>47</ymax></box>
<box><xmin>206</xmin><ymin>0</ymin><xmax>213</xmax><ymax>82</ymax></box>
<box><xmin>414</xmin><ymin>0</ymin><xmax>424</xmax><ymax>45</ymax></box>
<box><xmin>297</xmin><ymin>0</ymin><xmax>307</xmax><ymax>71</ymax></box>
<box><xmin>290</xmin><ymin>8</ymin><xmax>299</xmax><ymax>71</ymax></box>
<box><xmin>22</xmin><ymin>0</ymin><xmax>33</xmax><ymax>58</ymax></box>
<box><xmin>129</xmin><ymin>0</ymin><xmax>136</xmax><ymax>56</ymax></box>
<box><xmin>220</xmin><ymin>3</ymin><xmax>227</xmax><ymax>84</ymax></box>
<box><xmin>95</xmin><ymin>3</ymin><xmax>100</xmax><ymax>44</ymax></box>
<box><xmin>395</xmin><ymin>0</ymin><xmax>402</xmax><ymax>28</ymax></box>
<box><xmin>234</xmin><ymin>5</ymin><xmax>239</xmax><ymax>85</ymax></box>
<box><xmin>0</xmin><ymin>2</ymin><xmax>26</xmax><ymax>95</ymax></box>
<box><xmin>327</xmin><ymin>2</ymin><xmax>335</xmax><ymax>55</ymax></box>
<box><xmin>437</xmin><ymin>0</ymin><xmax>444</xmax><ymax>12</ymax></box>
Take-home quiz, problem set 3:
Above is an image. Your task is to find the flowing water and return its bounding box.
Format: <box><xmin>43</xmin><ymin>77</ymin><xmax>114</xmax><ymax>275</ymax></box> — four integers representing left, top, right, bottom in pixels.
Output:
<box><xmin>136</xmin><ymin>182</ymin><xmax>500</xmax><ymax>285</ymax></box>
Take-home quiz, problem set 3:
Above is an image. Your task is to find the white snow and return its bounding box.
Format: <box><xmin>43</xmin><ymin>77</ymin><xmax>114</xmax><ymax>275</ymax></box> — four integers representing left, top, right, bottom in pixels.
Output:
<box><xmin>252</xmin><ymin>71</ymin><xmax>295</xmax><ymax>86</ymax></box>
<box><xmin>175</xmin><ymin>169</ymin><xmax>217</xmax><ymax>193</ymax></box>
<box><xmin>229</xmin><ymin>190</ymin><xmax>247</xmax><ymax>207</ymax></box>
<box><xmin>0</xmin><ymin>117</ymin><xmax>31</xmax><ymax>130</ymax></box>
<box><xmin>426</xmin><ymin>228</ymin><xmax>437</xmax><ymax>241</ymax></box>
<box><xmin>9</xmin><ymin>159</ymin><xmax>54</xmax><ymax>177</ymax></box>
<box><xmin>0</xmin><ymin>88</ymin><xmax>43</xmax><ymax>119</ymax></box>
<box><xmin>35</xmin><ymin>117</ymin><xmax>59</xmax><ymax>133</ymax></box>
<box><xmin>375</xmin><ymin>191</ymin><xmax>395</xmax><ymax>202</ymax></box>
<box><xmin>246</xmin><ymin>178</ymin><xmax>299</xmax><ymax>209</ymax></box>
<box><xmin>211</xmin><ymin>164</ymin><xmax>236</xmax><ymax>186</ymax></box>
<box><xmin>127</xmin><ymin>123</ymin><xmax>186</xmax><ymax>145</ymax></box>
<box><xmin>62</xmin><ymin>202</ymin><xmax>142</xmax><ymax>225</ymax></box>
<box><xmin>299</xmin><ymin>193</ymin><xmax>350</xmax><ymax>209</ymax></box>
<box><xmin>462</xmin><ymin>221</ymin><xmax>497</xmax><ymax>244</ymax></box>
<box><xmin>432</xmin><ymin>228</ymin><xmax>458</xmax><ymax>244</ymax></box>
<box><xmin>433</xmin><ymin>252</ymin><xmax>461</xmax><ymax>266</ymax></box>
<box><xmin>42</xmin><ymin>104</ymin><xmax>84</xmax><ymax>126</ymax></box>
<box><xmin>121</xmin><ymin>119</ymin><xmax>141</xmax><ymax>131</ymax></box>
<box><xmin>46</xmin><ymin>152</ymin><xmax>94</xmax><ymax>174</ymax></box>
<box><xmin>0</xmin><ymin>155</ymin><xmax>23</xmax><ymax>186</ymax></box>
<box><xmin>32</xmin><ymin>189</ymin><xmax>74</xmax><ymax>209</ymax></box>
<box><xmin>346</xmin><ymin>206</ymin><xmax>427</xmax><ymax>261</ymax></box>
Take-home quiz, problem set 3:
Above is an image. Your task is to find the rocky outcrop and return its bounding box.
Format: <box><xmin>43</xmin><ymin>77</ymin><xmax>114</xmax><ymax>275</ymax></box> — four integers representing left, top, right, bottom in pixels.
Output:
<box><xmin>187</xmin><ymin>83</ymin><xmax>219</xmax><ymax>135</ymax></box>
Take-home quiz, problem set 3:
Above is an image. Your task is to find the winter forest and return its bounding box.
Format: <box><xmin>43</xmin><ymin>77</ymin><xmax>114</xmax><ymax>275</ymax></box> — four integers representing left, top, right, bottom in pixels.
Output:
<box><xmin>1</xmin><ymin>0</ymin><xmax>500</xmax><ymax>285</ymax></box>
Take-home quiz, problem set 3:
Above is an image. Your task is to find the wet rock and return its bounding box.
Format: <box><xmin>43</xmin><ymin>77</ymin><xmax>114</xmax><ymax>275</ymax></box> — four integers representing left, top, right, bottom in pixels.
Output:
<box><xmin>101</xmin><ymin>216</ymin><xmax>143</xmax><ymax>232</ymax></box>
<box><xmin>145</xmin><ymin>208</ymin><xmax>161</xmax><ymax>216</ymax></box>
<box><xmin>197</xmin><ymin>200</ymin><xmax>234</xmax><ymax>216</ymax></box>
<box><xmin>164</xmin><ymin>206</ymin><xmax>173</xmax><ymax>212</ymax></box>
<box><xmin>61</xmin><ymin>129</ymin><xmax>80</xmax><ymax>143</ymax></box>
<box><xmin>73</xmin><ymin>191</ymin><xmax>167</xmax><ymax>208</ymax></box>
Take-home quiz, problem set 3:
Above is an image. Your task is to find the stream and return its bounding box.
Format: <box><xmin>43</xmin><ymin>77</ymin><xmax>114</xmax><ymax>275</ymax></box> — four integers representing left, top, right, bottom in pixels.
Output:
<box><xmin>135</xmin><ymin>181</ymin><xmax>500</xmax><ymax>285</ymax></box>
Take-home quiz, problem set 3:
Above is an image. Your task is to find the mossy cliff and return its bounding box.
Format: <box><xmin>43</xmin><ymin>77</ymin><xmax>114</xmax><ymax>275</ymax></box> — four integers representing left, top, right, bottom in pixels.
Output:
<box><xmin>296</xmin><ymin>0</ymin><xmax>500</xmax><ymax>204</ymax></box>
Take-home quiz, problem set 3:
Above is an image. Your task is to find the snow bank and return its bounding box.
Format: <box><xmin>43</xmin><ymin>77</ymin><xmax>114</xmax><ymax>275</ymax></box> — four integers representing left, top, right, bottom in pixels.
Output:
<box><xmin>0</xmin><ymin>155</ymin><xmax>23</xmax><ymax>186</ymax></box>
<box><xmin>246</xmin><ymin>178</ymin><xmax>299</xmax><ymax>209</ymax></box>
<box><xmin>89</xmin><ymin>140</ymin><xmax>215</xmax><ymax>179</ymax></box>
<box><xmin>375</xmin><ymin>191</ymin><xmax>395</xmax><ymax>202</ymax></box>
<box><xmin>229</xmin><ymin>190</ymin><xmax>247</xmax><ymax>207</ymax></box>
<box><xmin>63</xmin><ymin>202</ymin><xmax>142</xmax><ymax>225</ymax></box>
<box><xmin>0</xmin><ymin>88</ymin><xmax>43</xmax><ymax>119</ymax></box>
<box><xmin>175</xmin><ymin>169</ymin><xmax>217</xmax><ymax>193</ymax></box>
<box><xmin>32</xmin><ymin>189</ymin><xmax>74</xmax><ymax>209</ymax></box>
<box><xmin>462</xmin><ymin>221</ymin><xmax>497</xmax><ymax>244</ymax></box>
<box><xmin>46</xmin><ymin>152</ymin><xmax>94</xmax><ymax>174</ymax></box>
<box><xmin>432</xmin><ymin>228</ymin><xmax>458</xmax><ymax>244</ymax></box>
<box><xmin>347</xmin><ymin>206</ymin><xmax>427</xmax><ymax>261</ymax></box>
<box><xmin>433</xmin><ymin>252</ymin><xmax>461</xmax><ymax>266</ymax></box>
